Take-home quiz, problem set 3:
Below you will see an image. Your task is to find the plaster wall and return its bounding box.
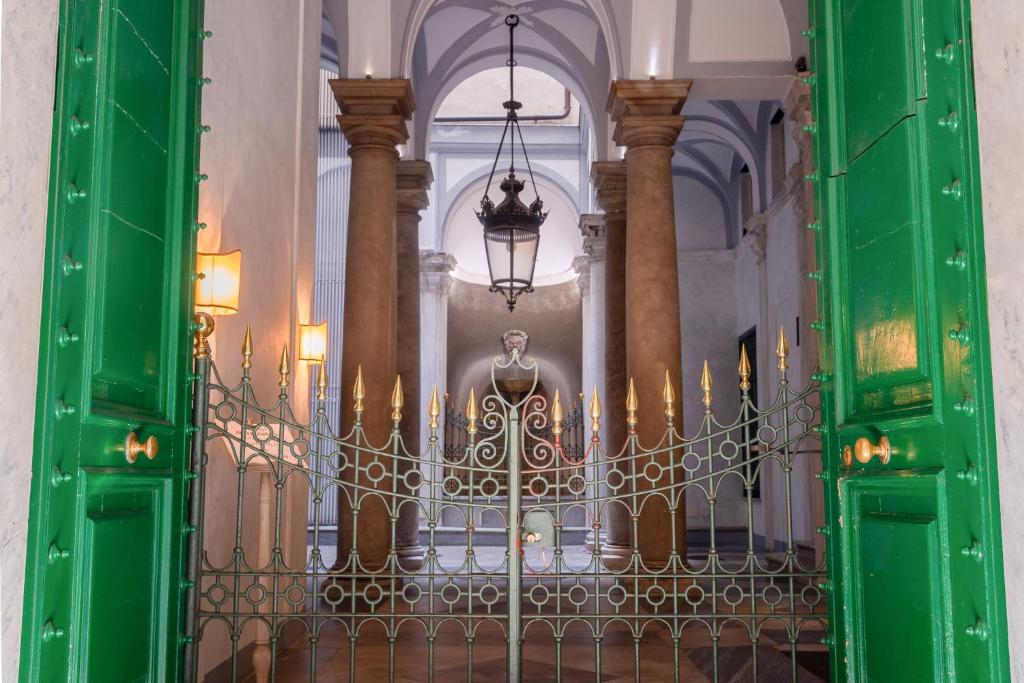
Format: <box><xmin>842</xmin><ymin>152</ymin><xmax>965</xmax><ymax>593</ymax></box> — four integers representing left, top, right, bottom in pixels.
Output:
<box><xmin>192</xmin><ymin>0</ymin><xmax>320</xmax><ymax>675</ymax></box>
<box><xmin>972</xmin><ymin>2</ymin><xmax>1024</xmax><ymax>677</ymax></box>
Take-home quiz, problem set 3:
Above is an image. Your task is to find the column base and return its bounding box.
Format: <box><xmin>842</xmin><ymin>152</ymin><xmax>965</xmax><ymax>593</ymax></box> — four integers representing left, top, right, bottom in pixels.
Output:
<box><xmin>598</xmin><ymin>542</ymin><xmax>633</xmax><ymax>572</ymax></box>
<box><xmin>395</xmin><ymin>542</ymin><xmax>425</xmax><ymax>572</ymax></box>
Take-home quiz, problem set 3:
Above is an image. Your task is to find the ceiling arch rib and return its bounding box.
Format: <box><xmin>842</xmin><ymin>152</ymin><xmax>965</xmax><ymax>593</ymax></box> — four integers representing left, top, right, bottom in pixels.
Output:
<box><xmin>672</xmin><ymin>145</ymin><xmax>738</xmax><ymax>247</ymax></box>
<box><xmin>679</xmin><ymin>115</ymin><xmax>765</xmax><ymax>213</ymax></box>
<box><xmin>401</xmin><ymin>0</ymin><xmax>621</xmax><ymax>82</ymax></box>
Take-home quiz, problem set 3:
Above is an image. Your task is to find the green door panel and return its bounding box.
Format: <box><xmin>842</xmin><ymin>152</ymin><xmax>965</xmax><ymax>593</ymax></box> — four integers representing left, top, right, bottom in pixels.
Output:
<box><xmin>843</xmin><ymin>119</ymin><xmax>933</xmax><ymax>418</ymax></box>
<box><xmin>810</xmin><ymin>0</ymin><xmax>1009</xmax><ymax>680</ymax></box>
<box><xmin>840</xmin><ymin>0</ymin><xmax>923</xmax><ymax>161</ymax></box>
<box><xmin>74</xmin><ymin>472</ymin><xmax>174</xmax><ymax>682</ymax></box>
<box><xmin>21</xmin><ymin>0</ymin><xmax>205</xmax><ymax>680</ymax></box>
<box><xmin>840</xmin><ymin>472</ymin><xmax>949</xmax><ymax>681</ymax></box>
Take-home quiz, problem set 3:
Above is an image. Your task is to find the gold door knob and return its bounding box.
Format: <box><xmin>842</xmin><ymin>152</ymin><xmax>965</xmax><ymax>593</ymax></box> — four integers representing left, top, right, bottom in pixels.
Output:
<box><xmin>124</xmin><ymin>432</ymin><xmax>158</xmax><ymax>463</ymax></box>
<box><xmin>853</xmin><ymin>436</ymin><xmax>891</xmax><ymax>465</ymax></box>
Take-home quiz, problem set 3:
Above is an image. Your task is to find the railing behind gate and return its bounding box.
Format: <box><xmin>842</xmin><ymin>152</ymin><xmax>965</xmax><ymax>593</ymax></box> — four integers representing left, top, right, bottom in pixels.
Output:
<box><xmin>184</xmin><ymin>323</ymin><xmax>828</xmax><ymax>682</ymax></box>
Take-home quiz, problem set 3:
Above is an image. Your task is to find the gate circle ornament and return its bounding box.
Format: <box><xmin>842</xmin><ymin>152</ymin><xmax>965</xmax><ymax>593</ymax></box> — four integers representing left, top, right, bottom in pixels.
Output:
<box><xmin>795</xmin><ymin>403</ymin><xmax>815</xmax><ymax>424</ymax></box>
<box><xmin>801</xmin><ymin>584</ymin><xmax>822</xmax><ymax>608</ymax></box>
<box><xmin>285</xmin><ymin>583</ymin><xmax>305</xmax><ymax>607</ymax></box>
<box><xmin>365</xmin><ymin>461</ymin><xmax>387</xmax><ymax>484</ymax></box>
<box><xmin>645</xmin><ymin>584</ymin><xmax>667</xmax><ymax>607</ymax></box>
<box><xmin>723</xmin><ymin>583</ymin><xmax>745</xmax><ymax>607</ymax></box>
<box><xmin>442</xmin><ymin>475</ymin><xmax>463</xmax><ymax>497</ymax></box>
<box><xmin>567</xmin><ymin>584</ymin><xmax>589</xmax><ymax>606</ymax></box>
<box><xmin>683</xmin><ymin>582</ymin><xmax>705</xmax><ymax>606</ymax></box>
<box><xmin>643</xmin><ymin>461</ymin><xmax>664</xmax><ymax>483</ymax></box>
<box><xmin>527</xmin><ymin>475</ymin><xmax>548</xmax><ymax>497</ymax></box>
<box><xmin>479</xmin><ymin>476</ymin><xmax>500</xmax><ymax>498</ymax></box>
<box><xmin>208</xmin><ymin>582</ymin><xmax>228</xmax><ymax>607</ymax></box>
<box><xmin>605</xmin><ymin>468</ymin><xmax>625</xmax><ymax>491</ymax></box>
<box><xmin>402</xmin><ymin>582</ymin><xmax>422</xmax><ymax>604</ymax></box>
<box><xmin>441</xmin><ymin>582</ymin><xmax>463</xmax><ymax>605</ymax></box>
<box><xmin>402</xmin><ymin>469</ymin><xmax>423</xmax><ymax>491</ymax></box>
<box><xmin>480</xmin><ymin>583</ymin><xmax>500</xmax><ymax>606</ymax></box>
<box><xmin>719</xmin><ymin>439</ymin><xmax>739</xmax><ymax>460</ymax></box>
<box><xmin>253</xmin><ymin>422</ymin><xmax>273</xmax><ymax>443</ymax></box>
<box><xmin>757</xmin><ymin>424</ymin><xmax>777</xmax><ymax>446</ymax></box>
<box><xmin>762</xmin><ymin>583</ymin><xmax>784</xmax><ymax>606</ymax></box>
<box><xmin>682</xmin><ymin>450</ymin><xmax>702</xmax><ymax>472</ymax></box>
<box><xmin>215</xmin><ymin>401</ymin><xmax>236</xmax><ymax>422</ymax></box>
<box><xmin>529</xmin><ymin>584</ymin><xmax>550</xmax><ymax>607</ymax></box>
<box><xmin>566</xmin><ymin>474</ymin><xmax>587</xmax><ymax>495</ymax></box>
<box><xmin>246</xmin><ymin>583</ymin><xmax>267</xmax><ymax>607</ymax></box>
<box><xmin>607</xmin><ymin>584</ymin><xmax>628</xmax><ymax>607</ymax></box>
<box><xmin>363</xmin><ymin>582</ymin><xmax>384</xmax><ymax>606</ymax></box>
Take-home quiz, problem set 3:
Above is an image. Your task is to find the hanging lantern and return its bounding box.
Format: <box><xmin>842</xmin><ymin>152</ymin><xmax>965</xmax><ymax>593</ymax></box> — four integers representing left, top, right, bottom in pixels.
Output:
<box><xmin>476</xmin><ymin>14</ymin><xmax>547</xmax><ymax>312</ymax></box>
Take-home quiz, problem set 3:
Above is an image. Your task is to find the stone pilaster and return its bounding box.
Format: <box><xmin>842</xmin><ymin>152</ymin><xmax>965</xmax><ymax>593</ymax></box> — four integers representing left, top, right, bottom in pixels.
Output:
<box><xmin>608</xmin><ymin>79</ymin><xmax>691</xmax><ymax>569</ymax></box>
<box><xmin>419</xmin><ymin>251</ymin><xmax>456</xmax><ymax>459</ymax></box>
<box><xmin>785</xmin><ymin>74</ymin><xmax>826</xmax><ymax>565</ymax></box>
<box><xmin>394</xmin><ymin>159</ymin><xmax>432</xmax><ymax>571</ymax></box>
<box><xmin>330</xmin><ymin>78</ymin><xmax>414</xmax><ymax>573</ymax></box>
<box><xmin>591</xmin><ymin>160</ymin><xmax>630</xmax><ymax>569</ymax></box>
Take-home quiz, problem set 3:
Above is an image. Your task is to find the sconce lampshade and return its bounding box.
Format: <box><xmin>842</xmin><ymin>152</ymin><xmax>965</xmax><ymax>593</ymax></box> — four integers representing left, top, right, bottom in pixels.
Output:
<box><xmin>195</xmin><ymin>250</ymin><xmax>242</xmax><ymax>315</ymax></box>
<box><xmin>298</xmin><ymin>321</ymin><xmax>328</xmax><ymax>362</ymax></box>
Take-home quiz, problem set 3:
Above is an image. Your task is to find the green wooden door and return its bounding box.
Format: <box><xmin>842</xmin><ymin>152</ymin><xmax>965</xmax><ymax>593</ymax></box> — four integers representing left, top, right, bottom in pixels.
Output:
<box><xmin>807</xmin><ymin>0</ymin><xmax>1009</xmax><ymax>680</ymax></box>
<box><xmin>20</xmin><ymin>0</ymin><xmax>204</xmax><ymax>680</ymax></box>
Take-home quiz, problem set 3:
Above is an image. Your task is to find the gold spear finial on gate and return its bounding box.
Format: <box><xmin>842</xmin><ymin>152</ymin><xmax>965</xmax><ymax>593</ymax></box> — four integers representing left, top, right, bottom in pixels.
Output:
<box><xmin>466</xmin><ymin>388</ymin><xmax>478</xmax><ymax>435</ymax></box>
<box><xmin>589</xmin><ymin>386</ymin><xmax>602</xmax><ymax>434</ymax></box>
<box><xmin>241</xmin><ymin>325</ymin><xmax>253</xmax><ymax>370</ymax></box>
<box><xmin>701</xmin><ymin>360</ymin><xmax>714</xmax><ymax>410</ymax></box>
<box><xmin>278</xmin><ymin>344</ymin><xmax>290</xmax><ymax>387</ymax></box>
<box><xmin>662</xmin><ymin>369</ymin><xmax>676</xmax><ymax>420</ymax></box>
<box><xmin>626</xmin><ymin>378</ymin><xmax>639</xmax><ymax>433</ymax></box>
<box><xmin>428</xmin><ymin>385</ymin><xmax>441</xmax><ymax>431</ymax></box>
<box><xmin>551</xmin><ymin>389</ymin><xmax>564</xmax><ymax>437</ymax></box>
<box><xmin>316</xmin><ymin>360</ymin><xmax>328</xmax><ymax>401</ymax></box>
<box><xmin>776</xmin><ymin>326</ymin><xmax>789</xmax><ymax>372</ymax></box>
<box><xmin>739</xmin><ymin>344</ymin><xmax>752</xmax><ymax>393</ymax></box>
<box><xmin>353</xmin><ymin>365</ymin><xmax>366</xmax><ymax>415</ymax></box>
<box><xmin>390</xmin><ymin>374</ymin><xmax>404</xmax><ymax>423</ymax></box>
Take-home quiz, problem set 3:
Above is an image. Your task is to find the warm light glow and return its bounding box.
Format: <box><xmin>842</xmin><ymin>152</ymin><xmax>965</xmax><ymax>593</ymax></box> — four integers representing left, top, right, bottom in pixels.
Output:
<box><xmin>195</xmin><ymin>250</ymin><xmax>242</xmax><ymax>315</ymax></box>
<box><xmin>298</xmin><ymin>321</ymin><xmax>328</xmax><ymax>363</ymax></box>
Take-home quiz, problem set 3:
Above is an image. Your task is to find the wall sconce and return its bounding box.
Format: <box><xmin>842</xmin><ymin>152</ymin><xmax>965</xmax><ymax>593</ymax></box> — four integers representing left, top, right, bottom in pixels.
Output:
<box><xmin>194</xmin><ymin>249</ymin><xmax>242</xmax><ymax>357</ymax></box>
<box><xmin>298</xmin><ymin>321</ymin><xmax>328</xmax><ymax>363</ymax></box>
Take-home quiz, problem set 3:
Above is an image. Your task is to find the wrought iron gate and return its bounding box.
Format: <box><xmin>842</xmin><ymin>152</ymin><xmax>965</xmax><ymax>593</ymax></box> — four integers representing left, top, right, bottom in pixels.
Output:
<box><xmin>184</xmin><ymin>326</ymin><xmax>828</xmax><ymax>682</ymax></box>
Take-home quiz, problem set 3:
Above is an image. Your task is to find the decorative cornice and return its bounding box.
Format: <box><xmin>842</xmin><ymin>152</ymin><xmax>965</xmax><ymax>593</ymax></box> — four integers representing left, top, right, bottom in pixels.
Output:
<box><xmin>330</xmin><ymin>79</ymin><xmax>415</xmax><ymax>152</ymax></box>
<box><xmin>420</xmin><ymin>250</ymin><xmax>456</xmax><ymax>296</ymax></box>
<box><xmin>573</xmin><ymin>255</ymin><xmax>592</xmax><ymax>297</ymax></box>
<box><xmin>607</xmin><ymin>79</ymin><xmax>691</xmax><ymax>149</ymax></box>
<box><xmin>397</xmin><ymin>159</ymin><xmax>433</xmax><ymax>214</ymax></box>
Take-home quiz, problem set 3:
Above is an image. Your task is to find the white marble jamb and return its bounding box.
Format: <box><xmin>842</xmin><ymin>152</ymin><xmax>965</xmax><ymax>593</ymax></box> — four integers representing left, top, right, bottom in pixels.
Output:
<box><xmin>972</xmin><ymin>3</ymin><xmax>1024</xmax><ymax>679</ymax></box>
<box><xmin>0</xmin><ymin>1</ymin><xmax>61</xmax><ymax>680</ymax></box>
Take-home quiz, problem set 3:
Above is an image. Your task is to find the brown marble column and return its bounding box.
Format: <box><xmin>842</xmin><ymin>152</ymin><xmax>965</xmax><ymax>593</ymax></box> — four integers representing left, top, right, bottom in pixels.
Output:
<box><xmin>591</xmin><ymin>160</ymin><xmax>631</xmax><ymax>570</ymax></box>
<box><xmin>608</xmin><ymin>80</ymin><xmax>691</xmax><ymax>569</ymax></box>
<box><xmin>394</xmin><ymin>159</ymin><xmax>432</xmax><ymax>571</ymax></box>
<box><xmin>330</xmin><ymin>79</ymin><xmax>414</xmax><ymax>573</ymax></box>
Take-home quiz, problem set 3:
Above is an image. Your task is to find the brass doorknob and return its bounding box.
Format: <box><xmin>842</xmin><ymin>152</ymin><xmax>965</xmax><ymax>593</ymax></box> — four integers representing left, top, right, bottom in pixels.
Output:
<box><xmin>125</xmin><ymin>432</ymin><xmax>158</xmax><ymax>463</ymax></box>
<box><xmin>853</xmin><ymin>436</ymin><xmax>891</xmax><ymax>465</ymax></box>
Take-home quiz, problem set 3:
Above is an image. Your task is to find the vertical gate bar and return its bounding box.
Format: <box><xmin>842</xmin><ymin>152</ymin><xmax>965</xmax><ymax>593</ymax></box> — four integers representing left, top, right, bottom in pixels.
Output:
<box><xmin>183</xmin><ymin>351</ymin><xmax>210</xmax><ymax>682</ymax></box>
<box><xmin>508</xmin><ymin>404</ymin><xmax>522</xmax><ymax>683</ymax></box>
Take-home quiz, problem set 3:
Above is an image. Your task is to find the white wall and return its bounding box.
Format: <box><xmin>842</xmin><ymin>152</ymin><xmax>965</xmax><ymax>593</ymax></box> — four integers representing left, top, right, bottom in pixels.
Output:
<box><xmin>195</xmin><ymin>0</ymin><xmax>321</xmax><ymax>676</ymax></box>
<box><xmin>0</xmin><ymin>1</ymin><xmax>60</xmax><ymax>679</ymax></box>
<box><xmin>972</xmin><ymin>2</ymin><xmax>1024</xmax><ymax>678</ymax></box>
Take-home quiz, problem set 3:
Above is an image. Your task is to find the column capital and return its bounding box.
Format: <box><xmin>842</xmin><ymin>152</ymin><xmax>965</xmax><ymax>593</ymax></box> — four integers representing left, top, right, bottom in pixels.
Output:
<box><xmin>607</xmin><ymin>79</ymin><xmax>691</xmax><ymax>149</ymax></box>
<box><xmin>330</xmin><ymin>78</ymin><xmax>415</xmax><ymax>152</ymax></box>
<box><xmin>573</xmin><ymin>255</ymin><xmax>592</xmax><ymax>297</ymax></box>
<box><xmin>397</xmin><ymin>159</ymin><xmax>433</xmax><ymax>214</ymax></box>
<box><xmin>591</xmin><ymin>160</ymin><xmax>627</xmax><ymax>217</ymax></box>
<box><xmin>579</xmin><ymin>214</ymin><xmax>606</xmax><ymax>261</ymax></box>
<box><xmin>420</xmin><ymin>250</ymin><xmax>456</xmax><ymax>296</ymax></box>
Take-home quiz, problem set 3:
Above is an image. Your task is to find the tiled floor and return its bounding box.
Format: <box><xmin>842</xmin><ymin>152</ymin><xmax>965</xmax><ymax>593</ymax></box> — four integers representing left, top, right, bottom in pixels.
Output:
<box><xmin>210</xmin><ymin>543</ymin><xmax>828</xmax><ymax>682</ymax></box>
<box><xmin>239</xmin><ymin>619</ymin><xmax>828</xmax><ymax>682</ymax></box>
